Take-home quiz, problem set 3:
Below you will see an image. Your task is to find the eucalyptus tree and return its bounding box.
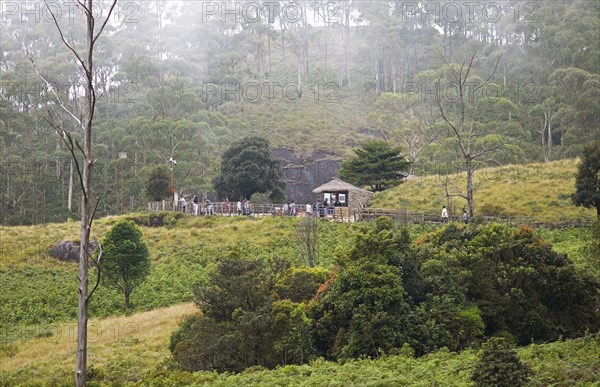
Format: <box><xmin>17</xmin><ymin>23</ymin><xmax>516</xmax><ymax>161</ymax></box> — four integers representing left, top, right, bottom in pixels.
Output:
<box><xmin>31</xmin><ymin>1</ymin><xmax>119</xmax><ymax>385</ymax></box>
<box><xmin>435</xmin><ymin>52</ymin><xmax>523</xmax><ymax>218</ymax></box>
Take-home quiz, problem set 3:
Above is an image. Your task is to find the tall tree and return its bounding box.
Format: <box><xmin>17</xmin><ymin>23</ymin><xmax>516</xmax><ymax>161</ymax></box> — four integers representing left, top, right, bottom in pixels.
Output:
<box><xmin>214</xmin><ymin>136</ymin><xmax>285</xmax><ymax>200</ymax></box>
<box><xmin>339</xmin><ymin>139</ymin><xmax>410</xmax><ymax>192</ymax></box>
<box><xmin>145</xmin><ymin>164</ymin><xmax>170</xmax><ymax>201</ymax></box>
<box><xmin>35</xmin><ymin>1</ymin><xmax>118</xmax><ymax>384</ymax></box>
<box><xmin>435</xmin><ymin>52</ymin><xmax>519</xmax><ymax>218</ymax></box>
<box><xmin>369</xmin><ymin>93</ymin><xmax>440</xmax><ymax>174</ymax></box>
<box><xmin>102</xmin><ymin>220</ymin><xmax>151</xmax><ymax>309</ymax></box>
<box><xmin>572</xmin><ymin>141</ymin><xmax>600</xmax><ymax>216</ymax></box>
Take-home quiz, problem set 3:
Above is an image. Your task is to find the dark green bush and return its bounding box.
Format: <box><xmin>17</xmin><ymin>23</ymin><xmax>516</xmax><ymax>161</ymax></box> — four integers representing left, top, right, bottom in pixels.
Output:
<box><xmin>471</xmin><ymin>337</ymin><xmax>530</xmax><ymax>387</ymax></box>
<box><xmin>274</xmin><ymin>267</ymin><xmax>329</xmax><ymax>302</ymax></box>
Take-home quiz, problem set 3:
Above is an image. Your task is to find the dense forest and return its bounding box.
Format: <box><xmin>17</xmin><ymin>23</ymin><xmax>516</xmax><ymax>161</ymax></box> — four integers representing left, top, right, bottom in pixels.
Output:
<box><xmin>1</xmin><ymin>0</ymin><xmax>599</xmax><ymax>224</ymax></box>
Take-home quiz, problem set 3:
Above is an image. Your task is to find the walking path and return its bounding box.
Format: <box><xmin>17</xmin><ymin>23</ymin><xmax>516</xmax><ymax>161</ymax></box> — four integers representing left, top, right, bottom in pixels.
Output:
<box><xmin>147</xmin><ymin>201</ymin><xmax>595</xmax><ymax>229</ymax></box>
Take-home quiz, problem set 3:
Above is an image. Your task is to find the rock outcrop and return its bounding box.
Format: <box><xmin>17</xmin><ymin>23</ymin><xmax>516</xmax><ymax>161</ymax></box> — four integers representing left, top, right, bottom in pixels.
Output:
<box><xmin>273</xmin><ymin>148</ymin><xmax>341</xmax><ymax>204</ymax></box>
<box><xmin>48</xmin><ymin>240</ymin><xmax>98</xmax><ymax>262</ymax></box>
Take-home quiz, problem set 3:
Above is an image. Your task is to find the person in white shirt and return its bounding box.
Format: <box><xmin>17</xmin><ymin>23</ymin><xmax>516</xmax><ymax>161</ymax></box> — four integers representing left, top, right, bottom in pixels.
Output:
<box><xmin>306</xmin><ymin>202</ymin><xmax>312</xmax><ymax>216</ymax></box>
<box><xmin>441</xmin><ymin>206</ymin><xmax>449</xmax><ymax>223</ymax></box>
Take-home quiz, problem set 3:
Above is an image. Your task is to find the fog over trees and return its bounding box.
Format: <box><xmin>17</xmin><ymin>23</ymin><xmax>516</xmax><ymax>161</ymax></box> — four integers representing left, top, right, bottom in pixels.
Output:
<box><xmin>1</xmin><ymin>0</ymin><xmax>599</xmax><ymax>224</ymax></box>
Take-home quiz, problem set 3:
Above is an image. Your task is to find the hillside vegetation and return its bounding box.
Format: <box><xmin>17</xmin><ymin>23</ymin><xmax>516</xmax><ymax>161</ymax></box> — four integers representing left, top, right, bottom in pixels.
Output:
<box><xmin>1</xmin><ymin>212</ymin><xmax>598</xmax><ymax>385</ymax></box>
<box><xmin>373</xmin><ymin>159</ymin><xmax>596</xmax><ymax>222</ymax></box>
<box><xmin>0</xmin><ymin>215</ymin><xmax>356</xmax><ymax>347</ymax></box>
<box><xmin>1</xmin><ymin>302</ymin><xmax>598</xmax><ymax>386</ymax></box>
<box><xmin>3</xmin><ymin>1</ymin><xmax>599</xmax><ymax>225</ymax></box>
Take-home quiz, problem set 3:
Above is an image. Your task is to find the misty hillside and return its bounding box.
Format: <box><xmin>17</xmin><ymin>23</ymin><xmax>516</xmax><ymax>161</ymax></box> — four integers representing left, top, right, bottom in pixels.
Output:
<box><xmin>1</xmin><ymin>1</ymin><xmax>599</xmax><ymax>224</ymax></box>
<box><xmin>374</xmin><ymin>158</ymin><xmax>596</xmax><ymax>222</ymax></box>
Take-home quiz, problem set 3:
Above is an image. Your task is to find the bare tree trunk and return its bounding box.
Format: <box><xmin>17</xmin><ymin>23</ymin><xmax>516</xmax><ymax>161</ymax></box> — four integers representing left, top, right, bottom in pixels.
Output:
<box><xmin>344</xmin><ymin>0</ymin><xmax>350</xmax><ymax>86</ymax></box>
<box><xmin>281</xmin><ymin>28</ymin><xmax>286</xmax><ymax>78</ymax></box>
<box><xmin>267</xmin><ymin>30</ymin><xmax>272</xmax><ymax>78</ymax></box>
<box><xmin>466</xmin><ymin>158</ymin><xmax>474</xmax><ymax>218</ymax></box>
<box><xmin>74</xmin><ymin>6</ymin><xmax>96</xmax><ymax>385</ymax></box>
<box><xmin>68</xmin><ymin>159</ymin><xmax>74</xmax><ymax>211</ymax></box>
<box><xmin>546</xmin><ymin>111</ymin><xmax>552</xmax><ymax>162</ymax></box>
<box><xmin>36</xmin><ymin>1</ymin><xmax>117</xmax><ymax>384</ymax></box>
<box><xmin>436</xmin><ymin>52</ymin><xmax>504</xmax><ymax>219</ymax></box>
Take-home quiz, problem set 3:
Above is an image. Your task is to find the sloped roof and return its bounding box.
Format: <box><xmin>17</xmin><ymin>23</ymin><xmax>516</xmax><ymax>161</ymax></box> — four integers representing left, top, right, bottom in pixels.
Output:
<box><xmin>313</xmin><ymin>179</ymin><xmax>372</xmax><ymax>194</ymax></box>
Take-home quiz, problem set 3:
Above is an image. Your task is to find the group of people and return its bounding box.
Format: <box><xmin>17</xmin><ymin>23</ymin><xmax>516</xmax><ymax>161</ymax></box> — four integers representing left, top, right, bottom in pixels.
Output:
<box><xmin>281</xmin><ymin>201</ymin><xmax>298</xmax><ymax>216</ymax></box>
<box><xmin>305</xmin><ymin>198</ymin><xmax>342</xmax><ymax>218</ymax></box>
<box><xmin>441</xmin><ymin>206</ymin><xmax>470</xmax><ymax>224</ymax></box>
<box><xmin>180</xmin><ymin>195</ymin><xmax>253</xmax><ymax>216</ymax></box>
<box><xmin>183</xmin><ymin>195</ymin><xmax>213</xmax><ymax>215</ymax></box>
<box><xmin>280</xmin><ymin>198</ymin><xmax>344</xmax><ymax>218</ymax></box>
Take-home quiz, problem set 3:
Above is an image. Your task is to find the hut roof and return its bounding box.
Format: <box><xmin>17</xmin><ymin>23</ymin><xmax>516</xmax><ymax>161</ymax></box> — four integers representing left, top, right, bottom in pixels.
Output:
<box><xmin>312</xmin><ymin>179</ymin><xmax>372</xmax><ymax>194</ymax></box>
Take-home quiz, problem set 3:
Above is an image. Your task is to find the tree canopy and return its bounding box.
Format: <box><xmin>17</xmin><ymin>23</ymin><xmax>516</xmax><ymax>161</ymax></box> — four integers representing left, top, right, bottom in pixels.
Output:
<box><xmin>1</xmin><ymin>0</ymin><xmax>600</xmax><ymax>225</ymax></box>
<box><xmin>339</xmin><ymin>140</ymin><xmax>410</xmax><ymax>192</ymax></box>
<box><xmin>214</xmin><ymin>137</ymin><xmax>285</xmax><ymax>201</ymax></box>
<box><xmin>102</xmin><ymin>220</ymin><xmax>151</xmax><ymax>309</ymax></box>
<box><xmin>572</xmin><ymin>141</ymin><xmax>600</xmax><ymax>216</ymax></box>
<box><xmin>145</xmin><ymin>165</ymin><xmax>170</xmax><ymax>201</ymax></box>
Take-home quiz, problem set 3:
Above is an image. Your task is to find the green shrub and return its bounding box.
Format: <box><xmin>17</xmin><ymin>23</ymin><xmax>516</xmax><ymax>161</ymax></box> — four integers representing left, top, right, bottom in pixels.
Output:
<box><xmin>471</xmin><ymin>337</ymin><xmax>530</xmax><ymax>387</ymax></box>
<box><xmin>274</xmin><ymin>267</ymin><xmax>329</xmax><ymax>302</ymax></box>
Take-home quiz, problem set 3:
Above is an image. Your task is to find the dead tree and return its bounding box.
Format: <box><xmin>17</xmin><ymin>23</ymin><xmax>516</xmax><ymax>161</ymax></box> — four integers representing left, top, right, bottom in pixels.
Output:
<box><xmin>435</xmin><ymin>52</ymin><xmax>511</xmax><ymax>218</ymax></box>
<box><xmin>38</xmin><ymin>1</ymin><xmax>117</xmax><ymax>385</ymax></box>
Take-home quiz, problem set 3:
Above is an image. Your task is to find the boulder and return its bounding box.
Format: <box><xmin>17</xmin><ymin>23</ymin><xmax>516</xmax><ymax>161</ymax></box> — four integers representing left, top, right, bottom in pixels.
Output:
<box><xmin>49</xmin><ymin>240</ymin><xmax>98</xmax><ymax>262</ymax></box>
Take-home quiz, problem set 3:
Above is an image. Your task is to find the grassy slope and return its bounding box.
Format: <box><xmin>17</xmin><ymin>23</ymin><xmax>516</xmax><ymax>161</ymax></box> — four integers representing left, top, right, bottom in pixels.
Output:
<box><xmin>0</xmin><ymin>216</ymin><xmax>357</xmax><ymax>349</ymax></box>
<box><xmin>1</xmin><ymin>303</ymin><xmax>598</xmax><ymax>385</ymax></box>
<box><xmin>0</xmin><ymin>210</ymin><xmax>597</xmax><ymax>385</ymax></box>
<box><xmin>225</xmin><ymin>89</ymin><xmax>374</xmax><ymax>157</ymax></box>
<box><xmin>0</xmin><ymin>303</ymin><xmax>195</xmax><ymax>376</ymax></box>
<box><xmin>372</xmin><ymin>159</ymin><xmax>596</xmax><ymax>222</ymax></box>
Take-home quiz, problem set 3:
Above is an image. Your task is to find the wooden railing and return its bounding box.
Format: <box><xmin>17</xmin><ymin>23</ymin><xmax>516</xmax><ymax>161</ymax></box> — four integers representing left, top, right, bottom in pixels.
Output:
<box><xmin>359</xmin><ymin>208</ymin><xmax>595</xmax><ymax>229</ymax></box>
<box><xmin>147</xmin><ymin>201</ymin><xmax>594</xmax><ymax>229</ymax></box>
<box><xmin>147</xmin><ymin>201</ymin><xmax>358</xmax><ymax>221</ymax></box>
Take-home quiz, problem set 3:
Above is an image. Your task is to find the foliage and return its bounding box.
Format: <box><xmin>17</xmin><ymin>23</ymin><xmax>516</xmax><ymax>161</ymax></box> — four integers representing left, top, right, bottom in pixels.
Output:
<box><xmin>102</xmin><ymin>220</ymin><xmax>151</xmax><ymax>309</ymax></box>
<box><xmin>273</xmin><ymin>267</ymin><xmax>329</xmax><ymax>303</ymax></box>
<box><xmin>3</xmin><ymin>216</ymin><xmax>600</xmax><ymax>385</ymax></box>
<box><xmin>416</xmin><ymin>223</ymin><xmax>600</xmax><ymax>345</ymax></box>
<box><xmin>580</xmin><ymin>219</ymin><xmax>600</xmax><ymax>282</ymax></box>
<box><xmin>310</xmin><ymin>218</ymin><xmax>415</xmax><ymax>360</ymax></box>
<box><xmin>145</xmin><ymin>165</ymin><xmax>170</xmax><ymax>202</ymax></box>
<box><xmin>572</xmin><ymin>141</ymin><xmax>600</xmax><ymax>216</ymax></box>
<box><xmin>2</xmin><ymin>1</ymin><xmax>600</xmax><ymax>225</ymax></box>
<box><xmin>272</xmin><ymin>300</ymin><xmax>315</xmax><ymax>365</ymax></box>
<box><xmin>170</xmin><ymin>252</ymin><xmax>325</xmax><ymax>372</ymax></box>
<box><xmin>214</xmin><ymin>136</ymin><xmax>285</xmax><ymax>201</ymax></box>
<box><xmin>295</xmin><ymin>217</ymin><xmax>319</xmax><ymax>267</ymax></box>
<box><xmin>339</xmin><ymin>140</ymin><xmax>410</xmax><ymax>192</ymax></box>
<box><xmin>471</xmin><ymin>337</ymin><xmax>530</xmax><ymax>387</ymax></box>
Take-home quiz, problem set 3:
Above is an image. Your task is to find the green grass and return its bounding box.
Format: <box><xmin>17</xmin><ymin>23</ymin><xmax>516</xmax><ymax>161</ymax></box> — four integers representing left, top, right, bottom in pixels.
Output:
<box><xmin>226</xmin><ymin>88</ymin><xmax>374</xmax><ymax>157</ymax></box>
<box><xmin>1</xmin><ymin>309</ymin><xmax>598</xmax><ymax>387</ymax></box>
<box><xmin>373</xmin><ymin>159</ymin><xmax>596</xmax><ymax>222</ymax></box>
<box><xmin>0</xmin><ymin>215</ymin><xmax>357</xmax><ymax>348</ymax></box>
<box><xmin>1</xmin><ymin>213</ymin><xmax>597</xmax><ymax>386</ymax></box>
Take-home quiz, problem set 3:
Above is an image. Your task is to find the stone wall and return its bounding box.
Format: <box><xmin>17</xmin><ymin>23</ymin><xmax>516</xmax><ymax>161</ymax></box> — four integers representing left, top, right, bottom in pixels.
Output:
<box><xmin>273</xmin><ymin>148</ymin><xmax>341</xmax><ymax>204</ymax></box>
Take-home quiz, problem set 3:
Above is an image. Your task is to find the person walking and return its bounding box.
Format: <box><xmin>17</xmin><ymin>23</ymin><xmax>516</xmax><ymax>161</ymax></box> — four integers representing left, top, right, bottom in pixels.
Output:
<box><xmin>306</xmin><ymin>202</ymin><xmax>312</xmax><ymax>217</ymax></box>
<box><xmin>192</xmin><ymin>195</ymin><xmax>199</xmax><ymax>216</ymax></box>
<box><xmin>237</xmin><ymin>200</ymin><xmax>242</xmax><ymax>215</ymax></box>
<box><xmin>205</xmin><ymin>199</ymin><xmax>213</xmax><ymax>215</ymax></box>
<box><xmin>282</xmin><ymin>202</ymin><xmax>289</xmax><ymax>217</ymax></box>
<box><xmin>441</xmin><ymin>206</ymin><xmax>449</xmax><ymax>223</ymax></box>
<box><xmin>462</xmin><ymin>209</ymin><xmax>469</xmax><ymax>224</ymax></box>
<box><xmin>223</xmin><ymin>198</ymin><xmax>230</xmax><ymax>215</ymax></box>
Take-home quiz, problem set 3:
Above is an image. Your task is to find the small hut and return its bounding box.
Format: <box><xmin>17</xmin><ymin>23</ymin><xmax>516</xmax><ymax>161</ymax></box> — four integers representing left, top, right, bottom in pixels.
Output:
<box><xmin>312</xmin><ymin>179</ymin><xmax>374</xmax><ymax>217</ymax></box>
